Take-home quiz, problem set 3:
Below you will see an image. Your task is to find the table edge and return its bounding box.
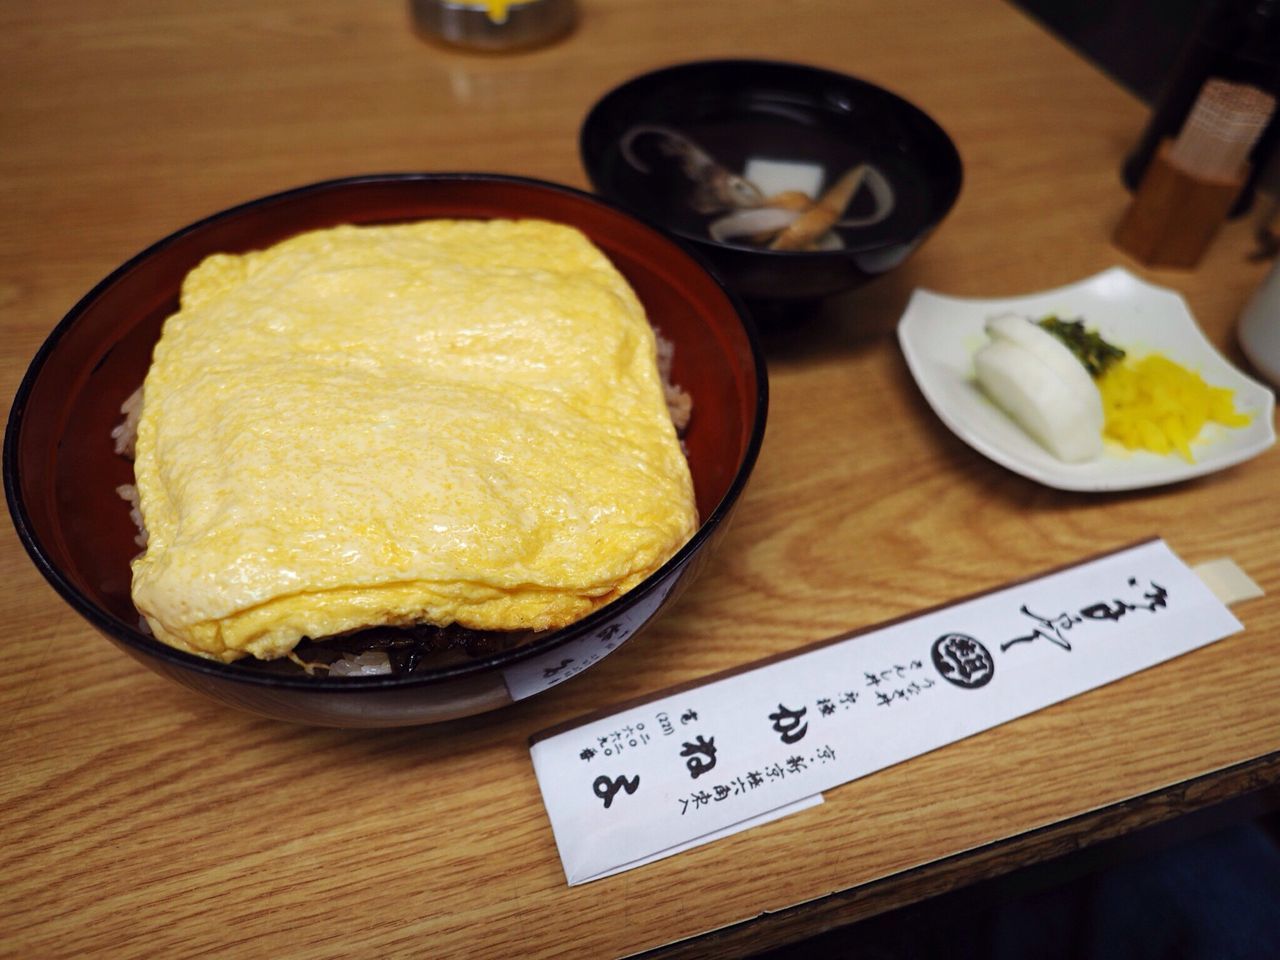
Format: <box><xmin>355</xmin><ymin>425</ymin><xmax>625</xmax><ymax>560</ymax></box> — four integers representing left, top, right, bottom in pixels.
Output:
<box><xmin>630</xmin><ymin>748</ymin><xmax>1280</xmax><ymax>959</ymax></box>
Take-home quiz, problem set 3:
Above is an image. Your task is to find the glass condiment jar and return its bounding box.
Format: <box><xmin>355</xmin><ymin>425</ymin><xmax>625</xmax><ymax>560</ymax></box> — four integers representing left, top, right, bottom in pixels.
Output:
<box><xmin>409</xmin><ymin>0</ymin><xmax>577</xmax><ymax>52</ymax></box>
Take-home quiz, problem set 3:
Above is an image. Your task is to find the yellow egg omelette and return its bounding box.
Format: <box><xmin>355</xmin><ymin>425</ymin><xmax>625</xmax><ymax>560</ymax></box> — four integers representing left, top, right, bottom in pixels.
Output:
<box><xmin>129</xmin><ymin>218</ymin><xmax>698</xmax><ymax>663</ymax></box>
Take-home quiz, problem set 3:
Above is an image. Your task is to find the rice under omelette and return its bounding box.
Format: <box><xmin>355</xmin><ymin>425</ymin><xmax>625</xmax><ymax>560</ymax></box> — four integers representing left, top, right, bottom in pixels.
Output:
<box><xmin>128</xmin><ymin>219</ymin><xmax>698</xmax><ymax>663</ymax></box>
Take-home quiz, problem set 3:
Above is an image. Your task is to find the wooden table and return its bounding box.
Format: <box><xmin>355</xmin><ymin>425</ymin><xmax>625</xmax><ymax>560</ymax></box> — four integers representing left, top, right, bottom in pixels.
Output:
<box><xmin>3</xmin><ymin>2</ymin><xmax>1278</xmax><ymax>957</ymax></box>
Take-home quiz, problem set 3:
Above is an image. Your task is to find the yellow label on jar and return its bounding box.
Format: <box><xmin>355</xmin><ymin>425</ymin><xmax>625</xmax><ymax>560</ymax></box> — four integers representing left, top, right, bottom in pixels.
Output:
<box><xmin>484</xmin><ymin>0</ymin><xmax>513</xmax><ymax>23</ymax></box>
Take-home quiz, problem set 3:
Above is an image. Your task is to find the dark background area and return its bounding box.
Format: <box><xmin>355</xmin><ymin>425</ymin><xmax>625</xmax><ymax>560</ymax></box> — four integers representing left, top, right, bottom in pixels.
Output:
<box><xmin>1010</xmin><ymin>0</ymin><xmax>1206</xmax><ymax>102</ymax></box>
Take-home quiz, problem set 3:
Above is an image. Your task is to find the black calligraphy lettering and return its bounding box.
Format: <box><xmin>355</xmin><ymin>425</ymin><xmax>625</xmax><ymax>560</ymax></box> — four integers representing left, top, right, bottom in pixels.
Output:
<box><xmin>932</xmin><ymin>633</ymin><xmax>995</xmax><ymax>688</ymax></box>
<box><xmin>1079</xmin><ymin>601</ymin><xmax>1132</xmax><ymax>622</ymax></box>
<box><xmin>680</xmin><ymin>735</ymin><xmax>718</xmax><ymax>778</ymax></box>
<box><xmin>1000</xmin><ymin>606</ymin><xmax>1078</xmax><ymax>653</ymax></box>
<box><xmin>1141</xmin><ymin>582</ymin><xmax>1169</xmax><ymax>611</ymax></box>
<box><xmin>1001</xmin><ymin>627</ymin><xmax>1059</xmax><ymax>652</ymax></box>
<box><xmin>593</xmin><ymin>773</ymin><xmax>640</xmax><ymax>809</ymax></box>
<box><xmin>542</xmin><ymin>658</ymin><xmax>574</xmax><ymax>678</ymax></box>
<box><xmin>769</xmin><ymin>703</ymin><xmax>809</xmax><ymax>744</ymax></box>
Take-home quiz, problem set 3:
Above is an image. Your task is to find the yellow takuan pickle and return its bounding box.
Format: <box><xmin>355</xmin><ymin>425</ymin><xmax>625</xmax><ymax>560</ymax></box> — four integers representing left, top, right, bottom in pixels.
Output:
<box><xmin>1097</xmin><ymin>353</ymin><xmax>1250</xmax><ymax>462</ymax></box>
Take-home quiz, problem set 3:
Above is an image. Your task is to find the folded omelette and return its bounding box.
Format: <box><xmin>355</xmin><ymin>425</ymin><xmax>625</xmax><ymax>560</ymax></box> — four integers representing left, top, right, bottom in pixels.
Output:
<box><xmin>128</xmin><ymin>219</ymin><xmax>698</xmax><ymax>663</ymax></box>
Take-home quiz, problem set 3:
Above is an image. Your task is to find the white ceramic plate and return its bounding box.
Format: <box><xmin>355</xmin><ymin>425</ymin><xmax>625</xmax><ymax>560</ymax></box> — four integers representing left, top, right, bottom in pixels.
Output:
<box><xmin>897</xmin><ymin>267</ymin><xmax>1276</xmax><ymax>492</ymax></box>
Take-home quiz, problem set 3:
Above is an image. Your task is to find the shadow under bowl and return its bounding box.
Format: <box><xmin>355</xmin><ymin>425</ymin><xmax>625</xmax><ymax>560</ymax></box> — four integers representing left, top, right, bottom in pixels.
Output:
<box><xmin>580</xmin><ymin>59</ymin><xmax>963</xmax><ymax>319</ymax></box>
<box><xmin>4</xmin><ymin>173</ymin><xmax>767</xmax><ymax>728</ymax></box>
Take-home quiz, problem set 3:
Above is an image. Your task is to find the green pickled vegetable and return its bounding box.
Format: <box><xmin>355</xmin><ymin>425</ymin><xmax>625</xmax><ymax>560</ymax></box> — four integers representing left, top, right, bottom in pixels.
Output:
<box><xmin>1037</xmin><ymin>314</ymin><xmax>1126</xmax><ymax>378</ymax></box>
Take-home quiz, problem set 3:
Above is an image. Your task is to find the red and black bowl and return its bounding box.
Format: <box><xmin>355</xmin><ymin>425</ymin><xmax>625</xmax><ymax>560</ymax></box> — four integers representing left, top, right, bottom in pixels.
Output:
<box><xmin>4</xmin><ymin>173</ymin><xmax>767</xmax><ymax>728</ymax></box>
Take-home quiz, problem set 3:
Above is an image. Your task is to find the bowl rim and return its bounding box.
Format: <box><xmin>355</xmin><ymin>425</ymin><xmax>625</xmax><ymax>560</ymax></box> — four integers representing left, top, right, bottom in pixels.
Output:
<box><xmin>579</xmin><ymin>56</ymin><xmax>964</xmax><ymax>259</ymax></box>
<box><xmin>4</xmin><ymin>171</ymin><xmax>769</xmax><ymax>692</ymax></box>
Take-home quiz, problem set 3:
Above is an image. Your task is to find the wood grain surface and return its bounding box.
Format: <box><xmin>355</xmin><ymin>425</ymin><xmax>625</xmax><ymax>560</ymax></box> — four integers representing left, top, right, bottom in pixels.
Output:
<box><xmin>3</xmin><ymin>2</ymin><xmax>1279</xmax><ymax>958</ymax></box>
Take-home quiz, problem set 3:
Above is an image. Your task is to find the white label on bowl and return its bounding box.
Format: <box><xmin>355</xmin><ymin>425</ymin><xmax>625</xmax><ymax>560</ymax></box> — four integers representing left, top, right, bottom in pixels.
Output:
<box><xmin>502</xmin><ymin>578</ymin><xmax>675</xmax><ymax>702</ymax></box>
